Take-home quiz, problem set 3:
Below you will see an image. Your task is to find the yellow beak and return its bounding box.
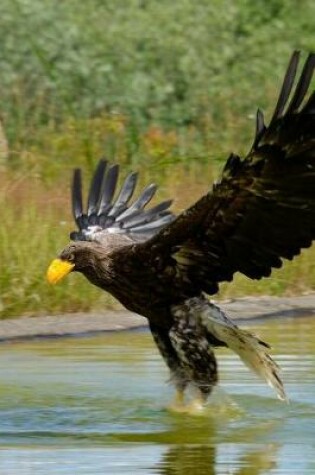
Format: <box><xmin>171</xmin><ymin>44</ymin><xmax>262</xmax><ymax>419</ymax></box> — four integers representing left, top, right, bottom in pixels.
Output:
<box><xmin>46</xmin><ymin>258</ymin><xmax>75</xmax><ymax>284</ymax></box>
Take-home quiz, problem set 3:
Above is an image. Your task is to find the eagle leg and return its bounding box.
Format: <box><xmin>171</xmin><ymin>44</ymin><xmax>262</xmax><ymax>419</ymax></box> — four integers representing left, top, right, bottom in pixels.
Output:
<box><xmin>149</xmin><ymin>323</ymin><xmax>188</xmax><ymax>410</ymax></box>
<box><xmin>150</xmin><ymin>312</ymin><xmax>219</xmax><ymax>411</ymax></box>
<box><xmin>169</xmin><ymin>307</ymin><xmax>219</xmax><ymax>407</ymax></box>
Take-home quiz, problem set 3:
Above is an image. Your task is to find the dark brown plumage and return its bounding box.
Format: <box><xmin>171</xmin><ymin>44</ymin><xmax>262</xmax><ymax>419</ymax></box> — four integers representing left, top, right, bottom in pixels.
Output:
<box><xmin>48</xmin><ymin>52</ymin><xmax>315</xmax><ymax>410</ymax></box>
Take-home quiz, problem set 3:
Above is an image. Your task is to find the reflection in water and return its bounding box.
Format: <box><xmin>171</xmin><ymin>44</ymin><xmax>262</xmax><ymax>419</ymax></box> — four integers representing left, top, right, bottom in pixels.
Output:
<box><xmin>157</xmin><ymin>445</ymin><xmax>216</xmax><ymax>475</ymax></box>
<box><xmin>156</xmin><ymin>443</ymin><xmax>278</xmax><ymax>475</ymax></box>
<box><xmin>0</xmin><ymin>317</ymin><xmax>314</xmax><ymax>474</ymax></box>
<box><xmin>237</xmin><ymin>445</ymin><xmax>277</xmax><ymax>474</ymax></box>
<box><xmin>152</xmin><ymin>408</ymin><xmax>280</xmax><ymax>475</ymax></box>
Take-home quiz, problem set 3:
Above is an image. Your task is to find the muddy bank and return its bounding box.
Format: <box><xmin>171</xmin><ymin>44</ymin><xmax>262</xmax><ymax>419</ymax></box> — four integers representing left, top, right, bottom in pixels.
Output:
<box><xmin>0</xmin><ymin>294</ymin><xmax>314</xmax><ymax>342</ymax></box>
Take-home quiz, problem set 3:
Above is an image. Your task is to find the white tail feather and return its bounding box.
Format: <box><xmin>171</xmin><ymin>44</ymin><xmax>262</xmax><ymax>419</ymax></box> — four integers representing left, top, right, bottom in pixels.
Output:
<box><xmin>199</xmin><ymin>300</ymin><xmax>288</xmax><ymax>402</ymax></box>
<box><xmin>218</xmin><ymin>326</ymin><xmax>287</xmax><ymax>401</ymax></box>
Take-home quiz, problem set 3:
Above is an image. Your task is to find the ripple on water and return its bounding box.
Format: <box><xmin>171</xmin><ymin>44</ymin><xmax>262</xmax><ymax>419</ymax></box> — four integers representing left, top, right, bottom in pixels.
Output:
<box><xmin>0</xmin><ymin>316</ymin><xmax>314</xmax><ymax>474</ymax></box>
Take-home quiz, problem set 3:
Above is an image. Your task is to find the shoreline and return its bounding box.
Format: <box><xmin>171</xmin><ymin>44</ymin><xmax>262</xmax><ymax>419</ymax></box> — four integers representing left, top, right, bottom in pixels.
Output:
<box><xmin>1</xmin><ymin>294</ymin><xmax>314</xmax><ymax>342</ymax></box>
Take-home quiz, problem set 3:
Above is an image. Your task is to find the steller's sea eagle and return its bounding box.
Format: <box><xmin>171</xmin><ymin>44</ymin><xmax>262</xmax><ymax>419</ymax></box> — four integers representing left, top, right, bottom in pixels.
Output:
<box><xmin>47</xmin><ymin>51</ymin><xmax>315</xmax><ymax>411</ymax></box>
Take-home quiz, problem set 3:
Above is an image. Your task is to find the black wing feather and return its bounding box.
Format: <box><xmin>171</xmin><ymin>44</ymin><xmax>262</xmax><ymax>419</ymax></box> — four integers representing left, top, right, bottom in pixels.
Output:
<box><xmin>72</xmin><ymin>169</ymin><xmax>85</xmax><ymax>228</ymax></box>
<box><xmin>270</xmin><ymin>50</ymin><xmax>300</xmax><ymax>123</ymax></box>
<box><xmin>87</xmin><ymin>160</ymin><xmax>107</xmax><ymax>216</ymax></box>
<box><xmin>302</xmin><ymin>91</ymin><xmax>315</xmax><ymax>113</ymax></box>
<box><xmin>107</xmin><ymin>172</ymin><xmax>138</xmax><ymax>218</ymax></box>
<box><xmin>122</xmin><ymin>200</ymin><xmax>173</xmax><ymax>229</ymax></box>
<box><xmin>286</xmin><ymin>53</ymin><xmax>315</xmax><ymax>113</ymax></box>
<box><xmin>252</xmin><ymin>108</ymin><xmax>266</xmax><ymax>149</ymax></box>
<box><xmin>116</xmin><ymin>184</ymin><xmax>157</xmax><ymax>222</ymax></box>
<box><xmin>70</xmin><ymin>161</ymin><xmax>175</xmax><ymax>242</ymax></box>
<box><xmin>98</xmin><ymin>164</ymin><xmax>119</xmax><ymax>215</ymax></box>
<box><xmin>130</xmin><ymin>214</ymin><xmax>175</xmax><ymax>233</ymax></box>
<box><xmin>130</xmin><ymin>51</ymin><xmax>315</xmax><ymax>295</ymax></box>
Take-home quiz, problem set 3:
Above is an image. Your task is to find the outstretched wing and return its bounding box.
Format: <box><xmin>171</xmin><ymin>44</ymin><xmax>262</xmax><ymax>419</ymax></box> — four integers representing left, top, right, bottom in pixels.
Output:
<box><xmin>131</xmin><ymin>51</ymin><xmax>315</xmax><ymax>295</ymax></box>
<box><xmin>70</xmin><ymin>159</ymin><xmax>175</xmax><ymax>243</ymax></box>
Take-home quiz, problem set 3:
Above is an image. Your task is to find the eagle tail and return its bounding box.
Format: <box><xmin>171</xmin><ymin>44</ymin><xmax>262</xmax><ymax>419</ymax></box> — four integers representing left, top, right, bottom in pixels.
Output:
<box><xmin>198</xmin><ymin>299</ymin><xmax>288</xmax><ymax>402</ymax></box>
<box><xmin>221</xmin><ymin>325</ymin><xmax>287</xmax><ymax>402</ymax></box>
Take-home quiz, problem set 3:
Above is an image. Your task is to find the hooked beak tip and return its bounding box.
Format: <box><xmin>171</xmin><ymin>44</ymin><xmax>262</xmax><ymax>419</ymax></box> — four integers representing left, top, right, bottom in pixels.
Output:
<box><xmin>46</xmin><ymin>258</ymin><xmax>75</xmax><ymax>284</ymax></box>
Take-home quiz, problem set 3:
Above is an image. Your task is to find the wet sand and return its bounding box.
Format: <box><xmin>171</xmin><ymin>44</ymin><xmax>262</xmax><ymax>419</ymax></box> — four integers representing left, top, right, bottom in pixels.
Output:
<box><xmin>0</xmin><ymin>294</ymin><xmax>314</xmax><ymax>342</ymax></box>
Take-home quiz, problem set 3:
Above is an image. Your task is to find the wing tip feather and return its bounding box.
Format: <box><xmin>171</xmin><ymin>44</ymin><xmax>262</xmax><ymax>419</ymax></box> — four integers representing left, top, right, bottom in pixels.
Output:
<box><xmin>70</xmin><ymin>159</ymin><xmax>173</xmax><ymax>240</ymax></box>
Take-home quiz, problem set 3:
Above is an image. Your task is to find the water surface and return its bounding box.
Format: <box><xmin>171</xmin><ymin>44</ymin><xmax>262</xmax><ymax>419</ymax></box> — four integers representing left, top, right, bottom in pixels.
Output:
<box><xmin>0</xmin><ymin>316</ymin><xmax>314</xmax><ymax>474</ymax></box>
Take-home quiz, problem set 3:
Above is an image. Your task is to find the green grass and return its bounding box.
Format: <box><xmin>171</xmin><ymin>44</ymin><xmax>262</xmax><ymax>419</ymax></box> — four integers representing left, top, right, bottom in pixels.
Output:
<box><xmin>0</xmin><ymin>172</ymin><xmax>119</xmax><ymax>317</ymax></box>
<box><xmin>1</xmin><ymin>0</ymin><xmax>315</xmax><ymax>153</ymax></box>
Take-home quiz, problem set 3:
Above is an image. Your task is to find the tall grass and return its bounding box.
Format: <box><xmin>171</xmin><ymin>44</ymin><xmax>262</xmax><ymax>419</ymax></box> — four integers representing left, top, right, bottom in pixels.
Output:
<box><xmin>1</xmin><ymin>0</ymin><xmax>315</xmax><ymax>152</ymax></box>
<box><xmin>0</xmin><ymin>170</ymin><xmax>119</xmax><ymax>317</ymax></box>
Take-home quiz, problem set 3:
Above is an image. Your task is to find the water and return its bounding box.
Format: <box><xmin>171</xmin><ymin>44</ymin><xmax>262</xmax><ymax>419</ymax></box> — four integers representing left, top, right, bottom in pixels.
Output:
<box><xmin>0</xmin><ymin>316</ymin><xmax>314</xmax><ymax>474</ymax></box>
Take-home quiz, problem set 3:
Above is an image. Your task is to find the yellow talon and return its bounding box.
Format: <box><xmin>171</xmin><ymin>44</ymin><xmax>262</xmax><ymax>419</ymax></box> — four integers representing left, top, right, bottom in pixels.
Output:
<box><xmin>167</xmin><ymin>390</ymin><xmax>186</xmax><ymax>413</ymax></box>
<box><xmin>184</xmin><ymin>397</ymin><xmax>205</xmax><ymax>415</ymax></box>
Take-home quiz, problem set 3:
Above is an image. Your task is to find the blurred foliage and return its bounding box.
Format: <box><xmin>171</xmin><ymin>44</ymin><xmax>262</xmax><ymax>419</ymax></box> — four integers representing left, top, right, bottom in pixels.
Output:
<box><xmin>1</xmin><ymin>0</ymin><xmax>315</xmax><ymax>167</ymax></box>
<box><xmin>0</xmin><ymin>171</ymin><xmax>118</xmax><ymax>317</ymax></box>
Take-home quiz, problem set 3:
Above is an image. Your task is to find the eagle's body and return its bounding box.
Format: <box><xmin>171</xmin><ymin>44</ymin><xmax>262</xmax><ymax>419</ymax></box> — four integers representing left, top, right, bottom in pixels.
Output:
<box><xmin>48</xmin><ymin>51</ymin><xmax>315</xmax><ymax>410</ymax></box>
<box><xmin>67</xmin><ymin>239</ymin><xmax>176</xmax><ymax>321</ymax></box>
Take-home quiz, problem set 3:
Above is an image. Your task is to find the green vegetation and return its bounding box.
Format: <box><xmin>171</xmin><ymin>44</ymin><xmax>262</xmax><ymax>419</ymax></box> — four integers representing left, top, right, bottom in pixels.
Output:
<box><xmin>2</xmin><ymin>0</ymin><xmax>315</xmax><ymax>170</ymax></box>
<box><xmin>0</xmin><ymin>0</ymin><xmax>315</xmax><ymax>317</ymax></box>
